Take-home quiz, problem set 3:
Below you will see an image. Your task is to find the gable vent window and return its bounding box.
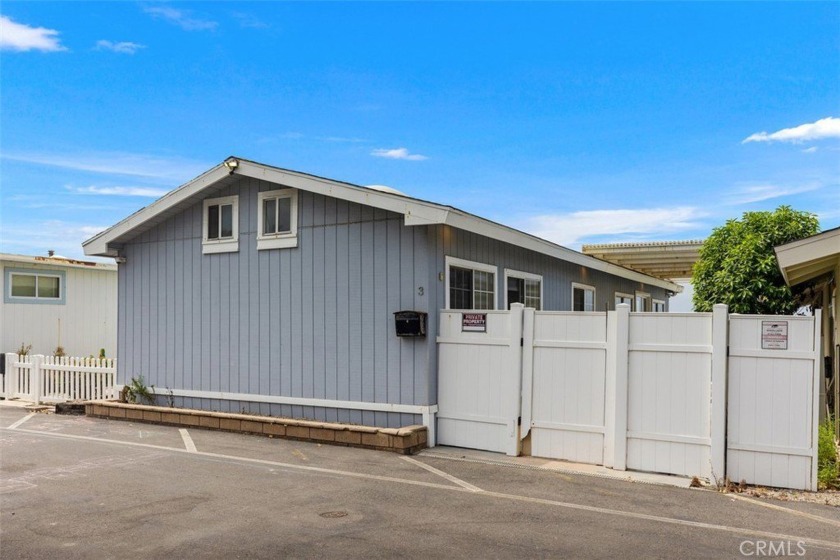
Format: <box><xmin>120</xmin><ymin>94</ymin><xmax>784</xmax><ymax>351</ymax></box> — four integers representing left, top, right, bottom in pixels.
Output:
<box><xmin>257</xmin><ymin>189</ymin><xmax>298</xmax><ymax>250</ymax></box>
<box><xmin>202</xmin><ymin>195</ymin><xmax>239</xmax><ymax>254</ymax></box>
<box><xmin>445</xmin><ymin>256</ymin><xmax>497</xmax><ymax>310</ymax></box>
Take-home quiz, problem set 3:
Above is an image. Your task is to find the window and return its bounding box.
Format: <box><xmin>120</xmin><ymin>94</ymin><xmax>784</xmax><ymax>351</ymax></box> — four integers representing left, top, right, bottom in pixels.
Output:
<box><xmin>653</xmin><ymin>299</ymin><xmax>666</xmax><ymax>313</ymax></box>
<box><xmin>615</xmin><ymin>292</ymin><xmax>633</xmax><ymax>310</ymax></box>
<box><xmin>445</xmin><ymin>256</ymin><xmax>497</xmax><ymax>310</ymax></box>
<box><xmin>203</xmin><ymin>195</ymin><xmax>239</xmax><ymax>254</ymax></box>
<box><xmin>4</xmin><ymin>268</ymin><xmax>65</xmax><ymax>305</ymax></box>
<box><xmin>257</xmin><ymin>189</ymin><xmax>298</xmax><ymax>250</ymax></box>
<box><xmin>504</xmin><ymin>269</ymin><xmax>542</xmax><ymax>310</ymax></box>
<box><xmin>572</xmin><ymin>282</ymin><xmax>596</xmax><ymax>312</ymax></box>
<box><xmin>635</xmin><ymin>291</ymin><xmax>652</xmax><ymax>312</ymax></box>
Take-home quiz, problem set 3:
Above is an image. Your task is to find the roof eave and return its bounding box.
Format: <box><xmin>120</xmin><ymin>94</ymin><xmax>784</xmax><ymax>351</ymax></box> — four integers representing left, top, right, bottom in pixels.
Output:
<box><xmin>83</xmin><ymin>163</ymin><xmax>231</xmax><ymax>256</ymax></box>
<box><xmin>443</xmin><ymin>211</ymin><xmax>682</xmax><ymax>292</ymax></box>
<box><xmin>82</xmin><ymin>157</ymin><xmax>681</xmax><ymax>292</ymax></box>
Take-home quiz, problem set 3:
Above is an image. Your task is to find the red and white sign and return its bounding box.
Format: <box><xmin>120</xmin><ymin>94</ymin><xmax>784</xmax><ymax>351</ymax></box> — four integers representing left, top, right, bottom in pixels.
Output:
<box><xmin>761</xmin><ymin>321</ymin><xmax>788</xmax><ymax>350</ymax></box>
<box><xmin>462</xmin><ymin>313</ymin><xmax>487</xmax><ymax>333</ymax></box>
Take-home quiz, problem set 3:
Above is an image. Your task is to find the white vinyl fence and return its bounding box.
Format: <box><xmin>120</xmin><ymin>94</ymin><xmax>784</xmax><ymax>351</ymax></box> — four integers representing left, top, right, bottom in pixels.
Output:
<box><xmin>437</xmin><ymin>307</ymin><xmax>523</xmax><ymax>455</ymax></box>
<box><xmin>727</xmin><ymin>315</ymin><xmax>821</xmax><ymax>491</ymax></box>
<box><xmin>437</xmin><ymin>304</ymin><xmax>821</xmax><ymax>491</ymax></box>
<box><xmin>3</xmin><ymin>353</ymin><xmax>118</xmax><ymax>403</ymax></box>
<box><xmin>526</xmin><ymin>310</ymin><xmax>608</xmax><ymax>465</ymax></box>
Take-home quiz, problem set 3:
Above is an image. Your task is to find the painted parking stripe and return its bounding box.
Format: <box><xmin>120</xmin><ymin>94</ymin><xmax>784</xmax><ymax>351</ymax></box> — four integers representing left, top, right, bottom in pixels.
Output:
<box><xmin>401</xmin><ymin>456</ymin><xmax>482</xmax><ymax>492</ymax></box>
<box><xmin>7</xmin><ymin>413</ymin><xmax>36</xmax><ymax>430</ymax></box>
<box><xmin>728</xmin><ymin>492</ymin><xmax>840</xmax><ymax>529</ymax></box>
<box><xmin>3</xmin><ymin>426</ymin><xmax>839</xmax><ymax>552</ymax></box>
<box><xmin>179</xmin><ymin>429</ymin><xmax>198</xmax><ymax>453</ymax></box>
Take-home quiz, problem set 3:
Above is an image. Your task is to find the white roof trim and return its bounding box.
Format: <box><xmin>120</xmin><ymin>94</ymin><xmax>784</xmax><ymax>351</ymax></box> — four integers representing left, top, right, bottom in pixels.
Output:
<box><xmin>83</xmin><ymin>164</ymin><xmax>231</xmax><ymax>256</ymax></box>
<box><xmin>774</xmin><ymin>227</ymin><xmax>840</xmax><ymax>286</ymax></box>
<box><xmin>83</xmin><ymin>157</ymin><xmax>680</xmax><ymax>292</ymax></box>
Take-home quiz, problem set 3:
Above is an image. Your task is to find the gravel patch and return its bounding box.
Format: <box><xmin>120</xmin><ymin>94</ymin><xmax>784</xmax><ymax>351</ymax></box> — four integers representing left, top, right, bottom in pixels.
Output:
<box><xmin>742</xmin><ymin>487</ymin><xmax>840</xmax><ymax>507</ymax></box>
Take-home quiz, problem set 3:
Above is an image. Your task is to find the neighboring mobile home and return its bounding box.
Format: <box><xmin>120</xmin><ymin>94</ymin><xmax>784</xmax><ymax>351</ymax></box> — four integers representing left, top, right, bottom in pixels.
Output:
<box><xmin>1</xmin><ymin>253</ymin><xmax>117</xmax><ymax>357</ymax></box>
<box><xmin>83</xmin><ymin>157</ymin><xmax>680</xmax><ymax>432</ymax></box>
<box><xmin>775</xmin><ymin>226</ymin><xmax>840</xmax><ymax>431</ymax></box>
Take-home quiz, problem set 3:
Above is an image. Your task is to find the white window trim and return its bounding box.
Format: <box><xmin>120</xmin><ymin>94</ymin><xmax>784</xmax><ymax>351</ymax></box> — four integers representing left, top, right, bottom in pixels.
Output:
<box><xmin>256</xmin><ymin>189</ymin><xmax>299</xmax><ymax>250</ymax></box>
<box><xmin>571</xmin><ymin>282</ymin><xmax>597</xmax><ymax>312</ymax></box>
<box><xmin>202</xmin><ymin>195</ymin><xmax>239</xmax><ymax>255</ymax></box>
<box><xmin>653</xmin><ymin>299</ymin><xmax>666</xmax><ymax>313</ymax></box>
<box><xmin>503</xmin><ymin>268</ymin><xmax>543</xmax><ymax>310</ymax></box>
<box><xmin>445</xmin><ymin>256</ymin><xmax>498</xmax><ymax>310</ymax></box>
<box><xmin>615</xmin><ymin>291</ymin><xmax>634</xmax><ymax>310</ymax></box>
<box><xmin>635</xmin><ymin>291</ymin><xmax>652</xmax><ymax>312</ymax></box>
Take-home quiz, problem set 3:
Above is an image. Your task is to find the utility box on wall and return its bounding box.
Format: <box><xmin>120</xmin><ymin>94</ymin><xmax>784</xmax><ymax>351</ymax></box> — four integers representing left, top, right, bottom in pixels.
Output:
<box><xmin>394</xmin><ymin>311</ymin><xmax>427</xmax><ymax>337</ymax></box>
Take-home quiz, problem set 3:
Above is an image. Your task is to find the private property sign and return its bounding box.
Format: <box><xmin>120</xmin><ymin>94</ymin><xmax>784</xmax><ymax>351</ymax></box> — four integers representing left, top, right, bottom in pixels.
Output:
<box><xmin>761</xmin><ymin>321</ymin><xmax>789</xmax><ymax>350</ymax></box>
<box><xmin>462</xmin><ymin>313</ymin><xmax>487</xmax><ymax>332</ymax></box>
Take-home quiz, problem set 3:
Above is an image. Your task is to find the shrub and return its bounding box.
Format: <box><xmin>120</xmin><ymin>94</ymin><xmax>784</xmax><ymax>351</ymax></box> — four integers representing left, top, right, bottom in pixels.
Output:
<box><xmin>817</xmin><ymin>419</ymin><xmax>839</xmax><ymax>490</ymax></box>
<box><xmin>123</xmin><ymin>375</ymin><xmax>156</xmax><ymax>405</ymax></box>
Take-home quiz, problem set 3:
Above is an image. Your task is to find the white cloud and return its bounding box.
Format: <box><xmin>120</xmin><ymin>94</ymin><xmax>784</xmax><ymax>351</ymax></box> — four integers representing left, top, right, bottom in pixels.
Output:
<box><xmin>1</xmin><ymin>151</ymin><xmax>210</xmax><ymax>183</ymax></box>
<box><xmin>743</xmin><ymin>117</ymin><xmax>840</xmax><ymax>144</ymax></box>
<box><xmin>96</xmin><ymin>40</ymin><xmax>145</xmax><ymax>54</ymax></box>
<box><xmin>324</xmin><ymin>136</ymin><xmax>366</xmax><ymax>143</ymax></box>
<box><xmin>232</xmin><ymin>12</ymin><xmax>269</xmax><ymax>29</ymax></box>
<box><xmin>0</xmin><ymin>15</ymin><xmax>67</xmax><ymax>52</ymax></box>
<box><xmin>0</xmin><ymin>221</ymin><xmax>110</xmax><ymax>261</ymax></box>
<box><xmin>801</xmin><ymin>146</ymin><xmax>818</xmax><ymax>153</ymax></box>
<box><xmin>277</xmin><ymin>132</ymin><xmax>366</xmax><ymax>143</ymax></box>
<box><xmin>143</xmin><ymin>6</ymin><xmax>218</xmax><ymax>31</ymax></box>
<box><xmin>725</xmin><ymin>182</ymin><xmax>824</xmax><ymax>205</ymax></box>
<box><xmin>371</xmin><ymin>147</ymin><xmax>428</xmax><ymax>161</ymax></box>
<box><xmin>67</xmin><ymin>185</ymin><xmax>169</xmax><ymax>197</ymax></box>
<box><xmin>522</xmin><ymin>207</ymin><xmax>702</xmax><ymax>247</ymax></box>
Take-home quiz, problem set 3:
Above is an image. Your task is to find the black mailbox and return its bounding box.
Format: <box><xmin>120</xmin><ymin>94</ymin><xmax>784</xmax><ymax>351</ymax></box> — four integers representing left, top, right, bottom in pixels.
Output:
<box><xmin>394</xmin><ymin>311</ymin><xmax>427</xmax><ymax>337</ymax></box>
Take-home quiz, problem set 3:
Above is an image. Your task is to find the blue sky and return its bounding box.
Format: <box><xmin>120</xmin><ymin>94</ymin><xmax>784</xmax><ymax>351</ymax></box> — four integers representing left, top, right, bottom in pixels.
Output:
<box><xmin>1</xmin><ymin>2</ymin><xmax>838</xmax><ymax>261</ymax></box>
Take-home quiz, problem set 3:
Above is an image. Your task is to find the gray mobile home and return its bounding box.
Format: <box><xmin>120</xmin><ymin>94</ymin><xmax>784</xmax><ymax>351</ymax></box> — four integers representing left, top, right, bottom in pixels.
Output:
<box><xmin>83</xmin><ymin>157</ymin><xmax>679</xmax><ymax>438</ymax></box>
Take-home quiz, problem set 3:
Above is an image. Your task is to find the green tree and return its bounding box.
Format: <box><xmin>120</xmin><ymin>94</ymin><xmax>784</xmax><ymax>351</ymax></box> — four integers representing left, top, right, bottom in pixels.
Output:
<box><xmin>692</xmin><ymin>206</ymin><xmax>819</xmax><ymax>314</ymax></box>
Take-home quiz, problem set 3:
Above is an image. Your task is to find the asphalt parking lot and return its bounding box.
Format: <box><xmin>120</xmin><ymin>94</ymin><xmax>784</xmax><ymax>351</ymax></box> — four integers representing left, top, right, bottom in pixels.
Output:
<box><xmin>1</xmin><ymin>406</ymin><xmax>839</xmax><ymax>559</ymax></box>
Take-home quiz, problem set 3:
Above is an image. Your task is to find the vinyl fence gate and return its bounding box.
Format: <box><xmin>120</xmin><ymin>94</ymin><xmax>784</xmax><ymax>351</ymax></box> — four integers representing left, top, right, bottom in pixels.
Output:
<box><xmin>437</xmin><ymin>304</ymin><xmax>821</xmax><ymax>491</ymax></box>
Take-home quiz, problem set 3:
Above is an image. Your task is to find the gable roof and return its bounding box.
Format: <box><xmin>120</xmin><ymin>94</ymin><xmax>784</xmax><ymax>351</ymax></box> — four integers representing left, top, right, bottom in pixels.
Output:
<box><xmin>83</xmin><ymin>156</ymin><xmax>681</xmax><ymax>292</ymax></box>
<box><xmin>774</xmin><ymin>226</ymin><xmax>840</xmax><ymax>286</ymax></box>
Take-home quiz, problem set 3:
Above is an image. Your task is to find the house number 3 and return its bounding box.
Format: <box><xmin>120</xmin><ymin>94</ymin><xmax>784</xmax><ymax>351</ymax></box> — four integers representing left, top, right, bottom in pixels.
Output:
<box><xmin>417</xmin><ymin>287</ymin><xmax>424</xmax><ymax>296</ymax></box>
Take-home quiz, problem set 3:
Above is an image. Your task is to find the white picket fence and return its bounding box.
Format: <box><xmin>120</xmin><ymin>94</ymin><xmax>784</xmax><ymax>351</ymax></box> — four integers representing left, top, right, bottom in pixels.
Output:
<box><xmin>438</xmin><ymin>304</ymin><xmax>822</xmax><ymax>491</ymax></box>
<box><xmin>3</xmin><ymin>353</ymin><xmax>118</xmax><ymax>403</ymax></box>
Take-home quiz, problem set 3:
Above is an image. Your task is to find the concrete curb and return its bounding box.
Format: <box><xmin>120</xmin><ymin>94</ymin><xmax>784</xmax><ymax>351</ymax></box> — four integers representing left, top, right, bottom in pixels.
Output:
<box><xmin>84</xmin><ymin>401</ymin><xmax>427</xmax><ymax>454</ymax></box>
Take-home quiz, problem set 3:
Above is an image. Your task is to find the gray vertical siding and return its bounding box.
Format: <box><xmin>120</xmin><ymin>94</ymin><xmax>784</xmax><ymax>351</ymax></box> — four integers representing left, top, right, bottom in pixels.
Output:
<box><xmin>119</xmin><ymin>177</ymin><xmax>430</xmax><ymax>428</ymax></box>
<box><xmin>428</xmin><ymin>225</ymin><xmax>669</xmax><ymax>312</ymax></box>
<box><xmin>422</xmin><ymin>225</ymin><xmax>671</xmax><ymax>401</ymax></box>
<box><xmin>117</xmin><ymin>176</ymin><xmax>670</xmax><ymax>429</ymax></box>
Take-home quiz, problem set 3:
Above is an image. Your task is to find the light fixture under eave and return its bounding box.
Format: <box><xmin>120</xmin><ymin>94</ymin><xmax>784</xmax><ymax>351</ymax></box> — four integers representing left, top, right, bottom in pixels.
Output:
<box><xmin>224</xmin><ymin>158</ymin><xmax>239</xmax><ymax>173</ymax></box>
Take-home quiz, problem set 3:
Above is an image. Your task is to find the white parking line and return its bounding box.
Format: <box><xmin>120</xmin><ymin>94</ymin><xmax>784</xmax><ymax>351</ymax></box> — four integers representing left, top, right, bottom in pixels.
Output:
<box><xmin>401</xmin><ymin>455</ymin><xmax>482</xmax><ymax>492</ymax></box>
<box><xmin>7</xmin><ymin>413</ymin><xmax>36</xmax><ymax>430</ymax></box>
<box><xmin>3</xmin><ymin>425</ymin><xmax>839</xmax><ymax>552</ymax></box>
<box><xmin>728</xmin><ymin>492</ymin><xmax>840</xmax><ymax>529</ymax></box>
<box><xmin>179</xmin><ymin>429</ymin><xmax>197</xmax><ymax>453</ymax></box>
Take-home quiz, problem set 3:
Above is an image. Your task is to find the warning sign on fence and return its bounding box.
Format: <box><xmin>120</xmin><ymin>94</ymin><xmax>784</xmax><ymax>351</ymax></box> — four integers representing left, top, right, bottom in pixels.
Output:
<box><xmin>462</xmin><ymin>313</ymin><xmax>487</xmax><ymax>333</ymax></box>
<box><xmin>761</xmin><ymin>321</ymin><xmax>788</xmax><ymax>350</ymax></box>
